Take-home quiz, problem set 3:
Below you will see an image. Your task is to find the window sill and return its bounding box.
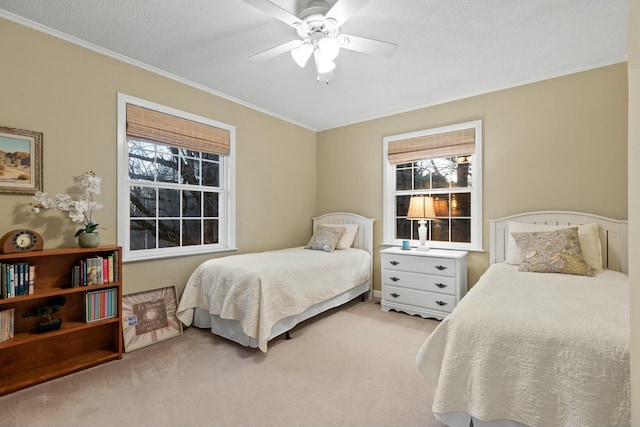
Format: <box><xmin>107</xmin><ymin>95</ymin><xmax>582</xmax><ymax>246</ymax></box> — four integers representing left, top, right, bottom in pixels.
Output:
<box><xmin>123</xmin><ymin>247</ymin><xmax>239</xmax><ymax>263</ymax></box>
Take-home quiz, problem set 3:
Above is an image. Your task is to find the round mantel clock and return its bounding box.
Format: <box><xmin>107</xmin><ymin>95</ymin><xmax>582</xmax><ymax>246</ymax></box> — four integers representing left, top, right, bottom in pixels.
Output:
<box><xmin>0</xmin><ymin>229</ymin><xmax>44</xmax><ymax>254</ymax></box>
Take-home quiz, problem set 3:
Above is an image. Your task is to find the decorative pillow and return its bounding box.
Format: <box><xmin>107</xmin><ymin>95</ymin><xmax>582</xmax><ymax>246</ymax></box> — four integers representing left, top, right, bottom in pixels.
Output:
<box><xmin>320</xmin><ymin>223</ymin><xmax>359</xmax><ymax>249</ymax></box>
<box><xmin>505</xmin><ymin>222</ymin><xmax>603</xmax><ymax>273</ymax></box>
<box><xmin>575</xmin><ymin>223</ymin><xmax>603</xmax><ymax>274</ymax></box>
<box><xmin>305</xmin><ymin>226</ymin><xmax>345</xmax><ymax>252</ymax></box>
<box><xmin>511</xmin><ymin>227</ymin><xmax>594</xmax><ymax>276</ymax></box>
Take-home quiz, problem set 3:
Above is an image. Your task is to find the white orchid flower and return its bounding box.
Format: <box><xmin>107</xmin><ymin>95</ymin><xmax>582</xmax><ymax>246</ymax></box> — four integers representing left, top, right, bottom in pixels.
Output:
<box><xmin>30</xmin><ymin>171</ymin><xmax>105</xmax><ymax>234</ymax></box>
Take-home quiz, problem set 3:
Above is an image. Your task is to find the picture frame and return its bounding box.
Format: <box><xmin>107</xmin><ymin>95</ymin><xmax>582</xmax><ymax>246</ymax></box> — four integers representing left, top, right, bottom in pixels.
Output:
<box><xmin>122</xmin><ymin>285</ymin><xmax>183</xmax><ymax>352</ymax></box>
<box><xmin>0</xmin><ymin>126</ymin><xmax>43</xmax><ymax>194</ymax></box>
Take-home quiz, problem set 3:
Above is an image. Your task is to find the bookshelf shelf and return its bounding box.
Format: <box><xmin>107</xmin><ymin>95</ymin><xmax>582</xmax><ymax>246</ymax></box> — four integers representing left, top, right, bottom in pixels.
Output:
<box><xmin>0</xmin><ymin>246</ymin><xmax>122</xmax><ymax>396</ymax></box>
<box><xmin>0</xmin><ymin>318</ymin><xmax>120</xmax><ymax>349</ymax></box>
<box><xmin>0</xmin><ymin>349</ymin><xmax>120</xmax><ymax>396</ymax></box>
<box><xmin>0</xmin><ymin>282</ymin><xmax>120</xmax><ymax>305</ymax></box>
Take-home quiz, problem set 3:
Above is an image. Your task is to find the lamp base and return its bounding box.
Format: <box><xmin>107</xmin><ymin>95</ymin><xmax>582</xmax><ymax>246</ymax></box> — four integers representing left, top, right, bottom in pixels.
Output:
<box><xmin>416</xmin><ymin>221</ymin><xmax>429</xmax><ymax>252</ymax></box>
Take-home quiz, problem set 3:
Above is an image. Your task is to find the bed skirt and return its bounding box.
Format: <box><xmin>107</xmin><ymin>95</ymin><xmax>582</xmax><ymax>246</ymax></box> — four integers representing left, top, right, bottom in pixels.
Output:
<box><xmin>435</xmin><ymin>411</ymin><xmax>529</xmax><ymax>427</ymax></box>
<box><xmin>192</xmin><ymin>280</ymin><xmax>370</xmax><ymax>348</ymax></box>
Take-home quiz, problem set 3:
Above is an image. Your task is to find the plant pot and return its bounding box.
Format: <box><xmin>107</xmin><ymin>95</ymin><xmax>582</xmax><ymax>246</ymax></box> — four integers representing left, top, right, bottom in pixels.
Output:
<box><xmin>36</xmin><ymin>318</ymin><xmax>62</xmax><ymax>334</ymax></box>
<box><xmin>78</xmin><ymin>232</ymin><xmax>100</xmax><ymax>248</ymax></box>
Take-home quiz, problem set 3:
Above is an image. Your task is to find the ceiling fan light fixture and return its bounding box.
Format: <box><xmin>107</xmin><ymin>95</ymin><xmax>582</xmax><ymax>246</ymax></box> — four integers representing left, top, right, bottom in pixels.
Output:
<box><xmin>317</xmin><ymin>36</ymin><xmax>340</xmax><ymax>60</ymax></box>
<box><xmin>245</xmin><ymin>0</ymin><xmax>398</xmax><ymax>83</ymax></box>
<box><xmin>291</xmin><ymin>42</ymin><xmax>313</xmax><ymax>67</ymax></box>
<box><xmin>314</xmin><ymin>50</ymin><xmax>336</xmax><ymax>74</ymax></box>
<box><xmin>317</xmin><ymin>57</ymin><xmax>336</xmax><ymax>74</ymax></box>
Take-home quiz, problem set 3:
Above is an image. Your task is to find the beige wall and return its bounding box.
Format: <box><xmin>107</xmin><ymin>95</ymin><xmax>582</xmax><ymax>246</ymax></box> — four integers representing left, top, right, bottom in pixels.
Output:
<box><xmin>628</xmin><ymin>0</ymin><xmax>639</xmax><ymax>422</ymax></box>
<box><xmin>318</xmin><ymin>63</ymin><xmax>628</xmax><ymax>290</ymax></box>
<box><xmin>0</xmin><ymin>18</ymin><xmax>317</xmax><ymax>295</ymax></box>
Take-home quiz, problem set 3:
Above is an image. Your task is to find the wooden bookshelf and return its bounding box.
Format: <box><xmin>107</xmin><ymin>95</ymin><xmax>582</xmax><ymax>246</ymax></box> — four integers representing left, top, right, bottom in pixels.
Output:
<box><xmin>0</xmin><ymin>246</ymin><xmax>122</xmax><ymax>396</ymax></box>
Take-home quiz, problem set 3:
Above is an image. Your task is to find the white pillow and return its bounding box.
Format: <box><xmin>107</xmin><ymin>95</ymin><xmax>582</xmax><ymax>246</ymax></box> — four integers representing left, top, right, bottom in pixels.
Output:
<box><xmin>320</xmin><ymin>223</ymin><xmax>359</xmax><ymax>250</ymax></box>
<box><xmin>505</xmin><ymin>221</ymin><xmax>603</xmax><ymax>273</ymax></box>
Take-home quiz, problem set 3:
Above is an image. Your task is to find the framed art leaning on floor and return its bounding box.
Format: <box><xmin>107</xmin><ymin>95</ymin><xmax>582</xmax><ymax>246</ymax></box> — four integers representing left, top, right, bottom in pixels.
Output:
<box><xmin>122</xmin><ymin>285</ymin><xmax>183</xmax><ymax>352</ymax></box>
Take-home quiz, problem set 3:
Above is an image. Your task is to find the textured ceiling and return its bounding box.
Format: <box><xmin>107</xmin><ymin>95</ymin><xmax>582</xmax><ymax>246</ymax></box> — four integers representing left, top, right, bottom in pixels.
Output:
<box><xmin>0</xmin><ymin>0</ymin><xmax>628</xmax><ymax>131</ymax></box>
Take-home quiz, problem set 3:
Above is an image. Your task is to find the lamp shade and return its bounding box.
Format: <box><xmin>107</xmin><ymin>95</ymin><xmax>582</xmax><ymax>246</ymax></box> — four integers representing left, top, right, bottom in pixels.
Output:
<box><xmin>314</xmin><ymin>49</ymin><xmax>336</xmax><ymax>74</ymax></box>
<box><xmin>407</xmin><ymin>196</ymin><xmax>436</xmax><ymax>219</ymax></box>
<box><xmin>318</xmin><ymin>36</ymin><xmax>340</xmax><ymax>60</ymax></box>
<box><xmin>291</xmin><ymin>42</ymin><xmax>313</xmax><ymax>67</ymax></box>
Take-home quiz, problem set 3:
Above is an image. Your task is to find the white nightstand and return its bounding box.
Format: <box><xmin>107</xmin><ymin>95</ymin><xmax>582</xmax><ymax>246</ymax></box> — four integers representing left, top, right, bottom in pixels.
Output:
<box><xmin>380</xmin><ymin>247</ymin><xmax>468</xmax><ymax>320</ymax></box>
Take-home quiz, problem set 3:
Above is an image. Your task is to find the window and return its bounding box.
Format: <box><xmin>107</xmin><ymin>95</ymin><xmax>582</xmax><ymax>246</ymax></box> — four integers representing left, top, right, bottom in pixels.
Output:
<box><xmin>117</xmin><ymin>93</ymin><xmax>236</xmax><ymax>261</ymax></box>
<box><xmin>382</xmin><ymin>120</ymin><xmax>482</xmax><ymax>251</ymax></box>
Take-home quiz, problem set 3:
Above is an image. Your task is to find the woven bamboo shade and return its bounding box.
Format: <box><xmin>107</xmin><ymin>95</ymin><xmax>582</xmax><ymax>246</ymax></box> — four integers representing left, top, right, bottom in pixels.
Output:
<box><xmin>126</xmin><ymin>104</ymin><xmax>230</xmax><ymax>156</ymax></box>
<box><xmin>388</xmin><ymin>128</ymin><xmax>475</xmax><ymax>165</ymax></box>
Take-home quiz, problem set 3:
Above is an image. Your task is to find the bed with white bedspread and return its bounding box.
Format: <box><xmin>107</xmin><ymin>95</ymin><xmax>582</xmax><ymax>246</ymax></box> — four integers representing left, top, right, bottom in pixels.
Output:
<box><xmin>176</xmin><ymin>212</ymin><xmax>374</xmax><ymax>352</ymax></box>
<box><xmin>416</xmin><ymin>211</ymin><xmax>629</xmax><ymax>427</ymax></box>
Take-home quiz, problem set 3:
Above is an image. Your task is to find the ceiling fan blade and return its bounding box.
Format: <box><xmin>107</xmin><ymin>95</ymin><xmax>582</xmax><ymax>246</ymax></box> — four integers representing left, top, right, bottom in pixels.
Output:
<box><xmin>249</xmin><ymin>40</ymin><xmax>303</xmax><ymax>61</ymax></box>
<box><xmin>243</xmin><ymin>0</ymin><xmax>305</xmax><ymax>28</ymax></box>
<box><xmin>325</xmin><ymin>0</ymin><xmax>370</xmax><ymax>27</ymax></box>
<box><xmin>337</xmin><ymin>34</ymin><xmax>397</xmax><ymax>58</ymax></box>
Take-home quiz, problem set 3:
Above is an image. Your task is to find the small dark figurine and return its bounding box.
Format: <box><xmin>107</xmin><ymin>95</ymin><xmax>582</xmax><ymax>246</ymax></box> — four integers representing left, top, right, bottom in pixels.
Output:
<box><xmin>22</xmin><ymin>296</ymin><xmax>66</xmax><ymax>333</ymax></box>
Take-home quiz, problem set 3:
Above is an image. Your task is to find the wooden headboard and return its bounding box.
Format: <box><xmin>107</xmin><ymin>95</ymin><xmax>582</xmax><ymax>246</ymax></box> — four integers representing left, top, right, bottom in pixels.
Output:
<box><xmin>489</xmin><ymin>211</ymin><xmax>628</xmax><ymax>273</ymax></box>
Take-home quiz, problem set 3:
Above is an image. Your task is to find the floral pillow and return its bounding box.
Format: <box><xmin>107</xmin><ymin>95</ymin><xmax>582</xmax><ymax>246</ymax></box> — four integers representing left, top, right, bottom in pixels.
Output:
<box><xmin>510</xmin><ymin>227</ymin><xmax>594</xmax><ymax>276</ymax></box>
<box><xmin>505</xmin><ymin>222</ymin><xmax>603</xmax><ymax>273</ymax></box>
<box><xmin>320</xmin><ymin>223</ymin><xmax>359</xmax><ymax>249</ymax></box>
<box><xmin>305</xmin><ymin>226</ymin><xmax>345</xmax><ymax>252</ymax></box>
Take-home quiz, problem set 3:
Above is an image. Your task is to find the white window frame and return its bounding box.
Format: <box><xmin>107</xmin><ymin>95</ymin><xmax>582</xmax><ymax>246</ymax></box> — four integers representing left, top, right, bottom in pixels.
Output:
<box><xmin>382</xmin><ymin>120</ymin><xmax>483</xmax><ymax>251</ymax></box>
<box><xmin>117</xmin><ymin>93</ymin><xmax>236</xmax><ymax>262</ymax></box>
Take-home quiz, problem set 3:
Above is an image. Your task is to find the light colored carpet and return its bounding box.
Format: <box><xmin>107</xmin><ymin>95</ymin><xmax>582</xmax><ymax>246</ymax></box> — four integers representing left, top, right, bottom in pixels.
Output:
<box><xmin>0</xmin><ymin>298</ymin><xmax>447</xmax><ymax>427</ymax></box>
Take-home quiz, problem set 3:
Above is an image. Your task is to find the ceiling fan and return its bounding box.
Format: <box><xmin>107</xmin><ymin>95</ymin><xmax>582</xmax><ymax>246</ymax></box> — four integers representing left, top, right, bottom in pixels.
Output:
<box><xmin>244</xmin><ymin>0</ymin><xmax>397</xmax><ymax>83</ymax></box>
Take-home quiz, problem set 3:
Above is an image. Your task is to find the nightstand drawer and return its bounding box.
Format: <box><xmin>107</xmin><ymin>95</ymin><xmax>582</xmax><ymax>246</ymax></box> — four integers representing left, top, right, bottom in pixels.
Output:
<box><xmin>381</xmin><ymin>253</ymin><xmax>456</xmax><ymax>277</ymax></box>
<box><xmin>383</xmin><ymin>285</ymin><xmax>456</xmax><ymax>313</ymax></box>
<box><xmin>381</xmin><ymin>269</ymin><xmax>456</xmax><ymax>295</ymax></box>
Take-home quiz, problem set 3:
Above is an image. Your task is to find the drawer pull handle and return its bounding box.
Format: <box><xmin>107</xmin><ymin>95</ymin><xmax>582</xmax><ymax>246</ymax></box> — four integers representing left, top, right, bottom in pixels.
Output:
<box><xmin>390</xmin><ymin>292</ymin><xmax>400</xmax><ymax>298</ymax></box>
<box><xmin>435</xmin><ymin>265</ymin><xmax>447</xmax><ymax>271</ymax></box>
<box><xmin>435</xmin><ymin>300</ymin><xmax>448</xmax><ymax>306</ymax></box>
<box><xmin>390</xmin><ymin>261</ymin><xmax>400</xmax><ymax>266</ymax></box>
<box><xmin>390</xmin><ymin>276</ymin><xmax>400</xmax><ymax>282</ymax></box>
<box><xmin>435</xmin><ymin>283</ymin><xmax>447</xmax><ymax>288</ymax></box>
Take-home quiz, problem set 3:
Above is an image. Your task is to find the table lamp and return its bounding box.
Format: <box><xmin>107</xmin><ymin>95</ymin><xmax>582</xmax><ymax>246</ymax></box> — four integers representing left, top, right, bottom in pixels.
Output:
<box><xmin>407</xmin><ymin>196</ymin><xmax>436</xmax><ymax>251</ymax></box>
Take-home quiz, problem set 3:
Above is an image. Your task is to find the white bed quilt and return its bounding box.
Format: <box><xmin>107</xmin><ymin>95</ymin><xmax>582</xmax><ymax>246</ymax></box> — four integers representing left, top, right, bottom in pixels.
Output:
<box><xmin>416</xmin><ymin>263</ymin><xmax>630</xmax><ymax>427</ymax></box>
<box><xmin>176</xmin><ymin>247</ymin><xmax>370</xmax><ymax>352</ymax></box>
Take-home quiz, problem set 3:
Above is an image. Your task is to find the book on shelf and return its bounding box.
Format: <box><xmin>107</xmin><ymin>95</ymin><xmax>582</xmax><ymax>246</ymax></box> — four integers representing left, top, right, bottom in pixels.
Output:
<box><xmin>1</xmin><ymin>263</ymin><xmax>6</xmax><ymax>299</ymax></box>
<box><xmin>0</xmin><ymin>308</ymin><xmax>15</xmax><ymax>343</ymax></box>
<box><xmin>28</xmin><ymin>265</ymin><xmax>35</xmax><ymax>295</ymax></box>
<box><xmin>113</xmin><ymin>251</ymin><xmax>119</xmax><ymax>282</ymax></box>
<box><xmin>85</xmin><ymin>288</ymin><xmax>118</xmax><ymax>322</ymax></box>
<box><xmin>87</xmin><ymin>256</ymin><xmax>100</xmax><ymax>285</ymax></box>
<box><xmin>0</xmin><ymin>262</ymin><xmax>35</xmax><ymax>299</ymax></box>
<box><xmin>70</xmin><ymin>252</ymin><xmax>119</xmax><ymax>288</ymax></box>
<box><xmin>107</xmin><ymin>254</ymin><xmax>114</xmax><ymax>283</ymax></box>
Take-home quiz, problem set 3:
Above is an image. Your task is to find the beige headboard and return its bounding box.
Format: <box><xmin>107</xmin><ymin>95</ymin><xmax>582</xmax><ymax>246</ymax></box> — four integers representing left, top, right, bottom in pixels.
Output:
<box><xmin>489</xmin><ymin>211</ymin><xmax>628</xmax><ymax>273</ymax></box>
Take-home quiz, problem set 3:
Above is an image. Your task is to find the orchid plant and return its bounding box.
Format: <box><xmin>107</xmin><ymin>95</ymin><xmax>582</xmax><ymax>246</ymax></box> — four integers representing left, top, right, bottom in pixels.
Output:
<box><xmin>31</xmin><ymin>171</ymin><xmax>104</xmax><ymax>237</ymax></box>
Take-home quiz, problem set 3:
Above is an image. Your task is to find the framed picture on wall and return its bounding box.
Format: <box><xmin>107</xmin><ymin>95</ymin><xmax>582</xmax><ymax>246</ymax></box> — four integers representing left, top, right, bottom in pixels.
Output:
<box><xmin>0</xmin><ymin>126</ymin><xmax>43</xmax><ymax>194</ymax></box>
<box><xmin>122</xmin><ymin>285</ymin><xmax>183</xmax><ymax>352</ymax></box>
